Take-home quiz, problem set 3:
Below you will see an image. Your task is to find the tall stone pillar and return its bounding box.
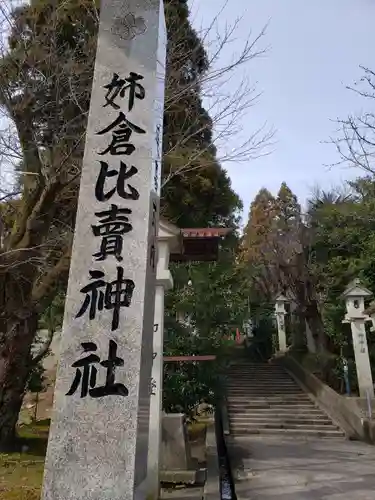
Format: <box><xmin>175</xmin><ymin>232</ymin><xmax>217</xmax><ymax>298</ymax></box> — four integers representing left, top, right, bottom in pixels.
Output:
<box><xmin>41</xmin><ymin>1</ymin><xmax>167</xmax><ymax>499</ymax></box>
<box><xmin>342</xmin><ymin>279</ymin><xmax>374</xmax><ymax>398</ymax></box>
<box><xmin>146</xmin><ymin>220</ymin><xmax>180</xmax><ymax>499</ymax></box>
<box><xmin>275</xmin><ymin>294</ymin><xmax>288</xmax><ymax>352</ymax></box>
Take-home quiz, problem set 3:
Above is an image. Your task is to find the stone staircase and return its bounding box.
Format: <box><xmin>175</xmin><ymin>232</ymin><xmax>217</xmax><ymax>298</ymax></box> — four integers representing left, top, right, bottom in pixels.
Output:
<box><xmin>226</xmin><ymin>361</ymin><xmax>345</xmax><ymax>438</ymax></box>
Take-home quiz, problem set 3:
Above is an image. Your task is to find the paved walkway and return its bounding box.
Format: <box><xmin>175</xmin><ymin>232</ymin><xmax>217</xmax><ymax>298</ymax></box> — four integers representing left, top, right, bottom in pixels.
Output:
<box><xmin>227</xmin><ymin>436</ymin><xmax>375</xmax><ymax>499</ymax></box>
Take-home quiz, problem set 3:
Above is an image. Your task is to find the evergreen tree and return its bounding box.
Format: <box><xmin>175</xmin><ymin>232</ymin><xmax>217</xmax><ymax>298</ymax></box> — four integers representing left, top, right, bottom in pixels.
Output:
<box><xmin>0</xmin><ymin>0</ymin><xmax>243</xmax><ymax>447</ymax></box>
<box><xmin>241</xmin><ymin>188</ymin><xmax>277</xmax><ymax>262</ymax></box>
<box><xmin>162</xmin><ymin>0</ymin><xmax>241</xmax><ymax>227</ymax></box>
<box><xmin>161</xmin><ymin>2</ymin><xmax>245</xmax><ymax>413</ymax></box>
<box><xmin>276</xmin><ymin>182</ymin><xmax>301</xmax><ymax>229</ymax></box>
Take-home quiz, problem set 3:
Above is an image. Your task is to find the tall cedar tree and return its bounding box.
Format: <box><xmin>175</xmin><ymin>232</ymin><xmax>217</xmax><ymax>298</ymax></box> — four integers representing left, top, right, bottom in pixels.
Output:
<box><xmin>0</xmin><ymin>0</ymin><xmax>240</xmax><ymax>448</ymax></box>
<box><xmin>276</xmin><ymin>182</ymin><xmax>301</xmax><ymax>229</ymax></box>
<box><xmin>240</xmin><ymin>188</ymin><xmax>279</xmax><ymax>299</ymax></box>
<box><xmin>162</xmin><ymin>0</ymin><xmax>240</xmax><ymax>227</ymax></box>
<box><xmin>242</xmin><ymin>184</ymin><xmax>329</xmax><ymax>351</ymax></box>
<box><xmin>162</xmin><ymin>1</ymin><xmax>243</xmax><ymax>412</ymax></box>
<box><xmin>241</xmin><ymin>188</ymin><xmax>277</xmax><ymax>262</ymax></box>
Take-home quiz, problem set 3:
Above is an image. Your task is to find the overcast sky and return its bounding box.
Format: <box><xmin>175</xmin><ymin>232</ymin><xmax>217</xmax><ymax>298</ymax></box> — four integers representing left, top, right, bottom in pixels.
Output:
<box><xmin>189</xmin><ymin>0</ymin><xmax>375</xmax><ymax>220</ymax></box>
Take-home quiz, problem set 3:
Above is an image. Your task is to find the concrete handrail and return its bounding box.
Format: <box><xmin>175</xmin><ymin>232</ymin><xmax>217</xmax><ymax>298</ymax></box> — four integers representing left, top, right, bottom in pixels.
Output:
<box><xmin>204</xmin><ymin>424</ymin><xmax>220</xmax><ymax>500</ymax></box>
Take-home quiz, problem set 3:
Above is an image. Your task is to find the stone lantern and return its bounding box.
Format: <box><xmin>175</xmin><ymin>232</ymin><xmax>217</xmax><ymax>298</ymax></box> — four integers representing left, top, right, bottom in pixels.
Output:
<box><xmin>147</xmin><ymin>221</ymin><xmax>231</xmax><ymax>497</ymax></box>
<box><xmin>341</xmin><ymin>278</ymin><xmax>374</xmax><ymax>398</ymax></box>
<box><xmin>342</xmin><ymin>278</ymin><xmax>372</xmax><ymax>322</ymax></box>
<box><xmin>275</xmin><ymin>293</ymin><xmax>288</xmax><ymax>352</ymax></box>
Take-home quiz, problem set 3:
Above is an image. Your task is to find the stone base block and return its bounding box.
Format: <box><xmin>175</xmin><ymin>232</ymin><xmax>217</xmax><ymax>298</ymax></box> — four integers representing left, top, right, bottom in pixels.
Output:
<box><xmin>161</xmin><ymin>413</ymin><xmax>192</xmax><ymax>470</ymax></box>
<box><xmin>160</xmin><ymin>468</ymin><xmax>206</xmax><ymax>485</ymax></box>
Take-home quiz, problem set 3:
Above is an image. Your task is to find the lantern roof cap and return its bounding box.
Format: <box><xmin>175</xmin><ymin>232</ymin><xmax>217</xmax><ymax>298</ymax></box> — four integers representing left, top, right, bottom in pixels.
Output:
<box><xmin>341</xmin><ymin>278</ymin><xmax>372</xmax><ymax>299</ymax></box>
<box><xmin>158</xmin><ymin>218</ymin><xmax>182</xmax><ymax>252</ymax></box>
<box><xmin>159</xmin><ymin>218</ymin><xmax>180</xmax><ymax>236</ymax></box>
<box><xmin>275</xmin><ymin>293</ymin><xmax>289</xmax><ymax>302</ymax></box>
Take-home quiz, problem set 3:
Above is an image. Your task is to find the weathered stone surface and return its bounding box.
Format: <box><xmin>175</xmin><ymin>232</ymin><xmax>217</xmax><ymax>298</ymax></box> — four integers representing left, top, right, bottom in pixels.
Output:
<box><xmin>350</xmin><ymin>320</ymin><xmax>374</xmax><ymax>398</ymax></box>
<box><xmin>159</xmin><ymin>470</ymin><xmax>197</xmax><ymax>484</ymax></box>
<box><xmin>41</xmin><ymin>1</ymin><xmax>166</xmax><ymax>499</ymax></box>
<box><xmin>161</xmin><ymin>414</ymin><xmax>192</xmax><ymax>471</ymax></box>
<box><xmin>229</xmin><ymin>435</ymin><xmax>375</xmax><ymax>499</ymax></box>
<box><xmin>146</xmin><ymin>221</ymin><xmax>179</xmax><ymax>497</ymax></box>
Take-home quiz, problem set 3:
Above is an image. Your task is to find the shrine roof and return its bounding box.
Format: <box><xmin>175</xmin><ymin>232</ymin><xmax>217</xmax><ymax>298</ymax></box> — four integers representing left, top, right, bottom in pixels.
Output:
<box><xmin>180</xmin><ymin>227</ymin><xmax>231</xmax><ymax>239</ymax></box>
<box><xmin>170</xmin><ymin>227</ymin><xmax>231</xmax><ymax>262</ymax></box>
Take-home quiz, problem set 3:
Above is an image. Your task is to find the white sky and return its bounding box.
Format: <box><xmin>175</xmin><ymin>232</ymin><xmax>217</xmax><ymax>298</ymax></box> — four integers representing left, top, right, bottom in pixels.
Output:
<box><xmin>189</xmin><ymin>0</ymin><xmax>375</xmax><ymax>219</ymax></box>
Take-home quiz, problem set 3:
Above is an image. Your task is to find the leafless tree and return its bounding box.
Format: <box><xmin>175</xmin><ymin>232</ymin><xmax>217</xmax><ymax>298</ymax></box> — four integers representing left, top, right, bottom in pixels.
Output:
<box><xmin>162</xmin><ymin>4</ymin><xmax>274</xmax><ymax>187</ymax></box>
<box><xmin>245</xmin><ymin>213</ymin><xmax>328</xmax><ymax>351</ymax></box>
<box><xmin>331</xmin><ymin>66</ymin><xmax>375</xmax><ymax>175</ymax></box>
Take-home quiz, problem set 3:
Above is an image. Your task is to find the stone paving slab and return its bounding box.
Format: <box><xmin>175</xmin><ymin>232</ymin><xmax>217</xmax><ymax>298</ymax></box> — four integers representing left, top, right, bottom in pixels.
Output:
<box><xmin>227</xmin><ymin>435</ymin><xmax>375</xmax><ymax>499</ymax></box>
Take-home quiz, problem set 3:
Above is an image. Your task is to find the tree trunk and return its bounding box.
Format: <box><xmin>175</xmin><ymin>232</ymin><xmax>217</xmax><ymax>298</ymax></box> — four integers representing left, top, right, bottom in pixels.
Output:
<box><xmin>305</xmin><ymin>302</ymin><xmax>328</xmax><ymax>352</ymax></box>
<box><xmin>0</xmin><ymin>313</ymin><xmax>38</xmax><ymax>451</ymax></box>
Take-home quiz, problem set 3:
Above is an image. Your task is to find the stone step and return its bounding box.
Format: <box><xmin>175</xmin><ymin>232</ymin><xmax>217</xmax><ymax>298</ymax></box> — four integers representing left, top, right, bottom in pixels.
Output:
<box><xmin>228</xmin><ymin>407</ymin><xmax>324</xmax><ymax>416</ymax></box>
<box><xmin>227</xmin><ymin>384</ymin><xmax>297</xmax><ymax>388</ymax></box>
<box><xmin>227</xmin><ymin>393</ymin><xmax>312</xmax><ymax>399</ymax></box>
<box><xmin>228</xmin><ymin>394</ymin><xmax>307</xmax><ymax>399</ymax></box>
<box><xmin>226</xmin><ymin>381</ymin><xmax>297</xmax><ymax>386</ymax></box>
<box><xmin>229</xmin><ymin>390</ymin><xmax>301</xmax><ymax>394</ymax></box>
<box><xmin>227</xmin><ymin>377</ymin><xmax>296</xmax><ymax>381</ymax></box>
<box><xmin>229</xmin><ymin>364</ymin><xmax>281</xmax><ymax>368</ymax></box>
<box><xmin>227</xmin><ymin>388</ymin><xmax>304</xmax><ymax>397</ymax></box>
<box><xmin>228</xmin><ymin>371</ymin><xmax>287</xmax><ymax>375</ymax></box>
<box><xmin>230</xmin><ymin>421</ymin><xmax>343</xmax><ymax>432</ymax></box>
<box><xmin>229</xmin><ymin>377</ymin><xmax>293</xmax><ymax>380</ymax></box>
<box><xmin>228</xmin><ymin>369</ymin><xmax>289</xmax><ymax>372</ymax></box>
<box><xmin>225</xmin><ymin>380</ymin><xmax>302</xmax><ymax>391</ymax></box>
<box><xmin>227</xmin><ymin>395</ymin><xmax>313</xmax><ymax>402</ymax></box>
<box><xmin>227</xmin><ymin>384</ymin><xmax>301</xmax><ymax>388</ymax></box>
<box><xmin>227</xmin><ymin>386</ymin><xmax>304</xmax><ymax>392</ymax></box>
<box><xmin>229</xmin><ymin>365</ymin><xmax>285</xmax><ymax>369</ymax></box>
<box><xmin>230</xmin><ymin>425</ymin><xmax>342</xmax><ymax>434</ymax></box>
<box><xmin>228</xmin><ymin>407</ymin><xmax>325</xmax><ymax>415</ymax></box>
<box><xmin>225</xmin><ymin>363</ymin><xmax>344</xmax><ymax>439</ymax></box>
<box><xmin>228</xmin><ymin>367</ymin><xmax>286</xmax><ymax>371</ymax></box>
<box><xmin>228</xmin><ymin>368</ymin><xmax>290</xmax><ymax>371</ymax></box>
<box><xmin>229</xmin><ymin>374</ymin><xmax>288</xmax><ymax>377</ymax></box>
<box><xmin>227</xmin><ymin>399</ymin><xmax>315</xmax><ymax>406</ymax></box>
<box><xmin>230</xmin><ymin>426</ymin><xmax>345</xmax><ymax>438</ymax></box>
<box><xmin>228</xmin><ymin>369</ymin><xmax>287</xmax><ymax>373</ymax></box>
<box><xmin>227</xmin><ymin>371</ymin><xmax>291</xmax><ymax>375</ymax></box>
<box><xmin>227</xmin><ymin>380</ymin><xmax>295</xmax><ymax>385</ymax></box>
<box><xmin>227</xmin><ymin>376</ymin><xmax>295</xmax><ymax>380</ymax></box>
<box><xmin>227</xmin><ymin>390</ymin><xmax>309</xmax><ymax>397</ymax></box>
<box><xmin>227</xmin><ymin>402</ymin><xmax>316</xmax><ymax>410</ymax></box>
<box><xmin>230</xmin><ymin>416</ymin><xmax>334</xmax><ymax>426</ymax></box>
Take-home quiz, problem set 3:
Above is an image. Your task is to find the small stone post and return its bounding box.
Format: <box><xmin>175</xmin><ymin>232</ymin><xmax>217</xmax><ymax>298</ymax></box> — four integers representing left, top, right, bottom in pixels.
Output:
<box><xmin>342</xmin><ymin>279</ymin><xmax>374</xmax><ymax>398</ymax></box>
<box><xmin>146</xmin><ymin>220</ymin><xmax>180</xmax><ymax>498</ymax></box>
<box><xmin>275</xmin><ymin>294</ymin><xmax>288</xmax><ymax>352</ymax></box>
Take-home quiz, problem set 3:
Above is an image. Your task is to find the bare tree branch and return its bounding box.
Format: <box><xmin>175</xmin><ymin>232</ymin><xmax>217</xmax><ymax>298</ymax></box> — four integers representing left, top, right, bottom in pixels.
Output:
<box><xmin>162</xmin><ymin>9</ymin><xmax>274</xmax><ymax>187</ymax></box>
<box><xmin>329</xmin><ymin>66</ymin><xmax>375</xmax><ymax>175</ymax></box>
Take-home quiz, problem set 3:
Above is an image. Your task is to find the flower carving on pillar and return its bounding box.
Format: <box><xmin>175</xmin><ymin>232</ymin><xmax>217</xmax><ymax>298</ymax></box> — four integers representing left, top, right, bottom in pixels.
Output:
<box><xmin>112</xmin><ymin>13</ymin><xmax>147</xmax><ymax>41</ymax></box>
